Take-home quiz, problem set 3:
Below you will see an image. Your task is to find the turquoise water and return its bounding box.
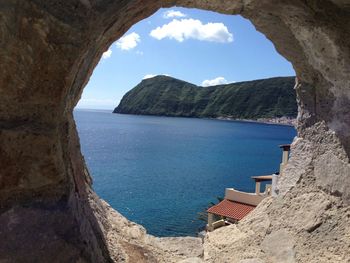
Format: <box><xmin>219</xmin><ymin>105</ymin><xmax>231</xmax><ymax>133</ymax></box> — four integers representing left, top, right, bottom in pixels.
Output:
<box><xmin>74</xmin><ymin>109</ymin><xmax>296</xmax><ymax>237</ymax></box>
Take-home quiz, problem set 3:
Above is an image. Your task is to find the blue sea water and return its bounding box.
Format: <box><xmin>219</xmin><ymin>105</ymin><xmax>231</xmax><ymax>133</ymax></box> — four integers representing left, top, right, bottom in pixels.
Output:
<box><xmin>74</xmin><ymin>109</ymin><xmax>296</xmax><ymax>237</ymax></box>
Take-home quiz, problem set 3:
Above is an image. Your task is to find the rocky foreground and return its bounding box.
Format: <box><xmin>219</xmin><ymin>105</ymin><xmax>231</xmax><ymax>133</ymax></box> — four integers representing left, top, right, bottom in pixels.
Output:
<box><xmin>1</xmin><ymin>0</ymin><xmax>350</xmax><ymax>262</ymax></box>
<box><xmin>91</xmin><ymin>196</ymin><xmax>204</xmax><ymax>262</ymax></box>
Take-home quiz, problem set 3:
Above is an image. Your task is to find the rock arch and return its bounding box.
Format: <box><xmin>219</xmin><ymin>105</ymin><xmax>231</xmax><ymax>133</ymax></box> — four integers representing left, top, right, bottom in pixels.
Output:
<box><xmin>0</xmin><ymin>0</ymin><xmax>349</xmax><ymax>262</ymax></box>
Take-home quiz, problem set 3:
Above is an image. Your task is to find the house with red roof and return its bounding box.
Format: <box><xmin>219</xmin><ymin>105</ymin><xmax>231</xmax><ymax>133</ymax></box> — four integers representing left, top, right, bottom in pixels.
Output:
<box><xmin>206</xmin><ymin>144</ymin><xmax>291</xmax><ymax>231</ymax></box>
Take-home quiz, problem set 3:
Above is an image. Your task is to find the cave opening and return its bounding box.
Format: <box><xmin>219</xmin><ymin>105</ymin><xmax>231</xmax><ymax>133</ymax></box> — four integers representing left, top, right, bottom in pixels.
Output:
<box><xmin>74</xmin><ymin>7</ymin><xmax>296</xmax><ymax>237</ymax></box>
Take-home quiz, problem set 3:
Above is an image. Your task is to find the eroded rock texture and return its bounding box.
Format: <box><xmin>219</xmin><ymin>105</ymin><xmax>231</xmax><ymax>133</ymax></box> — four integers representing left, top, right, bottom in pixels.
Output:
<box><xmin>0</xmin><ymin>0</ymin><xmax>349</xmax><ymax>262</ymax></box>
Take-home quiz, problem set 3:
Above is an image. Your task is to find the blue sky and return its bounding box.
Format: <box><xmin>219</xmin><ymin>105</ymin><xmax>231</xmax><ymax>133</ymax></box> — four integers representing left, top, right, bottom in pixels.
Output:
<box><xmin>76</xmin><ymin>7</ymin><xmax>295</xmax><ymax>110</ymax></box>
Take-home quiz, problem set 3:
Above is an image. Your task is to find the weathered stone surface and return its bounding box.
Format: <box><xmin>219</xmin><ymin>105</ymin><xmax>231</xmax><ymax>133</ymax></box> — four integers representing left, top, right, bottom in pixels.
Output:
<box><xmin>315</xmin><ymin>151</ymin><xmax>350</xmax><ymax>204</ymax></box>
<box><xmin>277</xmin><ymin>137</ymin><xmax>313</xmax><ymax>196</ymax></box>
<box><xmin>178</xmin><ymin>258</ymin><xmax>204</xmax><ymax>263</ymax></box>
<box><xmin>261</xmin><ymin>230</ymin><xmax>296</xmax><ymax>263</ymax></box>
<box><xmin>148</xmin><ymin>237</ymin><xmax>203</xmax><ymax>259</ymax></box>
<box><xmin>239</xmin><ymin>260</ymin><xmax>265</xmax><ymax>263</ymax></box>
<box><xmin>0</xmin><ymin>0</ymin><xmax>350</xmax><ymax>262</ymax></box>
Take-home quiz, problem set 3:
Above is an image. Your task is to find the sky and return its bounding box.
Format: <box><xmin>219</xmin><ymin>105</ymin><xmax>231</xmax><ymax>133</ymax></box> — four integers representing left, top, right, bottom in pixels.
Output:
<box><xmin>76</xmin><ymin>7</ymin><xmax>295</xmax><ymax>110</ymax></box>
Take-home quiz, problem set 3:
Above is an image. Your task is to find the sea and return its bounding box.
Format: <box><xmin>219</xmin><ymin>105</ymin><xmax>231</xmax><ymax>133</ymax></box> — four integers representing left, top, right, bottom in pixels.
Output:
<box><xmin>74</xmin><ymin>109</ymin><xmax>296</xmax><ymax>237</ymax></box>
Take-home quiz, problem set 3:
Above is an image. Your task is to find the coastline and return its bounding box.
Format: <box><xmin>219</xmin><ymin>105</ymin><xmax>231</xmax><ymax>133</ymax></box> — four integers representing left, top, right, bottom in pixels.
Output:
<box><xmin>112</xmin><ymin>110</ymin><xmax>297</xmax><ymax>127</ymax></box>
<box><xmin>214</xmin><ymin>116</ymin><xmax>296</xmax><ymax>127</ymax></box>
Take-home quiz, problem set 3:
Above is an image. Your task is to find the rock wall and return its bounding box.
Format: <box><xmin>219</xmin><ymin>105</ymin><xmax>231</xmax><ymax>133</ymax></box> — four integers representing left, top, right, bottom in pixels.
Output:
<box><xmin>0</xmin><ymin>0</ymin><xmax>349</xmax><ymax>262</ymax></box>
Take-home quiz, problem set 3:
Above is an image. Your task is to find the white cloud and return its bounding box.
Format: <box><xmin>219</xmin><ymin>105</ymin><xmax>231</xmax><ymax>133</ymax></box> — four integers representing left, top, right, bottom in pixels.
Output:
<box><xmin>102</xmin><ymin>49</ymin><xmax>112</xmax><ymax>59</ymax></box>
<box><xmin>143</xmin><ymin>74</ymin><xmax>171</xmax><ymax>80</ymax></box>
<box><xmin>201</xmin><ymin>77</ymin><xmax>229</xmax><ymax>87</ymax></box>
<box><xmin>116</xmin><ymin>32</ymin><xmax>140</xmax><ymax>50</ymax></box>
<box><xmin>150</xmin><ymin>19</ymin><xmax>233</xmax><ymax>43</ymax></box>
<box><xmin>163</xmin><ymin>10</ymin><xmax>187</xmax><ymax>19</ymax></box>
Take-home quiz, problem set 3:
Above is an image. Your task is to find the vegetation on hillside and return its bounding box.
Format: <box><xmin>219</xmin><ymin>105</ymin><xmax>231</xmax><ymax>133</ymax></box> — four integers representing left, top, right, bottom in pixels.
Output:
<box><xmin>113</xmin><ymin>75</ymin><xmax>297</xmax><ymax>119</ymax></box>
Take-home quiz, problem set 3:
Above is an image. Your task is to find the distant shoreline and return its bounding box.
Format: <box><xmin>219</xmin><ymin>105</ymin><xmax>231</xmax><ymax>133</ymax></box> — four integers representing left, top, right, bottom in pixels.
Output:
<box><xmin>112</xmin><ymin>111</ymin><xmax>297</xmax><ymax>127</ymax></box>
<box><xmin>214</xmin><ymin>116</ymin><xmax>296</xmax><ymax>127</ymax></box>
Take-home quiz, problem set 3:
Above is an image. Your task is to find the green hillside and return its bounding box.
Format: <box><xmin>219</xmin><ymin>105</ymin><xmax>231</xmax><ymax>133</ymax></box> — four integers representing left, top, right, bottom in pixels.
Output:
<box><xmin>113</xmin><ymin>75</ymin><xmax>297</xmax><ymax>119</ymax></box>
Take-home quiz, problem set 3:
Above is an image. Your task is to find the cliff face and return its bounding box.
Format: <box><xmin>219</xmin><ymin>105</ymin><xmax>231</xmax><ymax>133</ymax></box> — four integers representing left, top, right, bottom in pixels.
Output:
<box><xmin>1</xmin><ymin>0</ymin><xmax>350</xmax><ymax>262</ymax></box>
<box><xmin>114</xmin><ymin>76</ymin><xmax>297</xmax><ymax>119</ymax></box>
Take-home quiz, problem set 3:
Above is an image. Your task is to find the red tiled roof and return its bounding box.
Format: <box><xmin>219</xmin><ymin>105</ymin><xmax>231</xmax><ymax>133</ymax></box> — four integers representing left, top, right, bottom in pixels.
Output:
<box><xmin>207</xmin><ymin>199</ymin><xmax>256</xmax><ymax>220</ymax></box>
